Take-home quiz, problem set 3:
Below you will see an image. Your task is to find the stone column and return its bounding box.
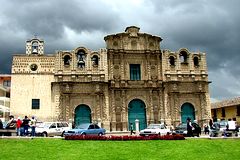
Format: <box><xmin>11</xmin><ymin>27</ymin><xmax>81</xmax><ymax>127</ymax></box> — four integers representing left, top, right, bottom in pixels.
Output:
<box><xmin>158</xmin><ymin>90</ymin><xmax>164</xmax><ymax>123</ymax></box>
<box><xmin>121</xmin><ymin>90</ymin><xmax>127</xmax><ymax>131</ymax></box>
<box><xmin>102</xmin><ymin>86</ymin><xmax>110</xmax><ymax>131</ymax></box>
<box><xmin>54</xmin><ymin>84</ymin><xmax>61</xmax><ymax>121</ymax></box>
<box><xmin>111</xmin><ymin>89</ymin><xmax>116</xmax><ymax>131</ymax></box>
<box><xmin>163</xmin><ymin>89</ymin><xmax>171</xmax><ymax>125</ymax></box>
<box><xmin>109</xmin><ymin>53</ymin><xmax>114</xmax><ymax>79</ymax></box>
<box><xmin>120</xmin><ymin>53</ymin><xmax>125</xmax><ymax>80</ymax></box>
<box><xmin>65</xmin><ymin>95</ymin><xmax>70</xmax><ymax>122</ymax></box>
<box><xmin>147</xmin><ymin>54</ymin><xmax>151</xmax><ymax>80</ymax></box>
<box><xmin>149</xmin><ymin>90</ymin><xmax>154</xmax><ymax>124</ymax></box>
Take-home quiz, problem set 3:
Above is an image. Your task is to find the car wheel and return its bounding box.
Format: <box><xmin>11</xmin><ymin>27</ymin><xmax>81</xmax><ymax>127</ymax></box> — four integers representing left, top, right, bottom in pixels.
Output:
<box><xmin>98</xmin><ymin>132</ymin><xmax>103</xmax><ymax>136</ymax></box>
<box><xmin>158</xmin><ymin>132</ymin><xmax>161</xmax><ymax>136</ymax></box>
<box><xmin>61</xmin><ymin>131</ymin><xmax>65</xmax><ymax>137</ymax></box>
<box><xmin>42</xmin><ymin>132</ymin><xmax>48</xmax><ymax>137</ymax></box>
<box><xmin>82</xmin><ymin>133</ymin><xmax>86</xmax><ymax>136</ymax></box>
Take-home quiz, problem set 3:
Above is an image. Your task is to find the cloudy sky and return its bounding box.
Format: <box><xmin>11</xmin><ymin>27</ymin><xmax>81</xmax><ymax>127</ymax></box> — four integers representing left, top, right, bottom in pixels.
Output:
<box><xmin>0</xmin><ymin>0</ymin><xmax>239</xmax><ymax>102</ymax></box>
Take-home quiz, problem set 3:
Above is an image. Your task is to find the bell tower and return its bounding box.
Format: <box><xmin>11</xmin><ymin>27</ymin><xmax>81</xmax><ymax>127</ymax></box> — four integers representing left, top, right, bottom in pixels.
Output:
<box><xmin>26</xmin><ymin>36</ymin><xmax>44</xmax><ymax>55</ymax></box>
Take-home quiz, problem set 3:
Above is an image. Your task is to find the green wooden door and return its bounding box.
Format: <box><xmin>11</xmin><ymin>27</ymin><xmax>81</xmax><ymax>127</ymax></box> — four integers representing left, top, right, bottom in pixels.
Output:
<box><xmin>128</xmin><ymin>99</ymin><xmax>147</xmax><ymax>130</ymax></box>
<box><xmin>181</xmin><ymin>103</ymin><xmax>195</xmax><ymax>124</ymax></box>
<box><xmin>74</xmin><ymin>105</ymin><xmax>91</xmax><ymax>127</ymax></box>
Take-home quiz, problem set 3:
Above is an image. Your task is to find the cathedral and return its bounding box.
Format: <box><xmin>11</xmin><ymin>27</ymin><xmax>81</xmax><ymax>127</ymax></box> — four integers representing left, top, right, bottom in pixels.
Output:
<box><xmin>10</xmin><ymin>26</ymin><xmax>211</xmax><ymax>131</ymax></box>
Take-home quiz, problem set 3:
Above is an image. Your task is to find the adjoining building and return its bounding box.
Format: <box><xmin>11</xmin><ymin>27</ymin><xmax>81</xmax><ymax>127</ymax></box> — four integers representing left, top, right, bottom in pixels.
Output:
<box><xmin>211</xmin><ymin>97</ymin><xmax>240</xmax><ymax>125</ymax></box>
<box><xmin>0</xmin><ymin>74</ymin><xmax>11</xmax><ymax>121</ymax></box>
<box><xmin>10</xmin><ymin>26</ymin><xmax>211</xmax><ymax>131</ymax></box>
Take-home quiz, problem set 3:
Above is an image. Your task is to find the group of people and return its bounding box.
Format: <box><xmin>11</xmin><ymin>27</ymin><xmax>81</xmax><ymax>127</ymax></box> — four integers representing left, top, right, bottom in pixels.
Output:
<box><xmin>186</xmin><ymin>117</ymin><xmax>201</xmax><ymax>137</ymax></box>
<box><xmin>0</xmin><ymin>115</ymin><xmax>37</xmax><ymax>136</ymax></box>
<box><xmin>16</xmin><ymin>116</ymin><xmax>37</xmax><ymax>136</ymax></box>
<box><xmin>186</xmin><ymin>118</ymin><xmax>194</xmax><ymax>137</ymax></box>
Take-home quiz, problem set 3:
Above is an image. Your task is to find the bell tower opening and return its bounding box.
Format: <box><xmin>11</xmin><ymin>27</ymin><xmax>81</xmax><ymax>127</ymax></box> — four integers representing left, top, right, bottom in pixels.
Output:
<box><xmin>26</xmin><ymin>36</ymin><xmax>44</xmax><ymax>55</ymax></box>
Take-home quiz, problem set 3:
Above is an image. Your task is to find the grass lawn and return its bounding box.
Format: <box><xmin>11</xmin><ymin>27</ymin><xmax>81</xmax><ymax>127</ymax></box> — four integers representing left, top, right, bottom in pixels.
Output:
<box><xmin>0</xmin><ymin>138</ymin><xmax>240</xmax><ymax>160</ymax></box>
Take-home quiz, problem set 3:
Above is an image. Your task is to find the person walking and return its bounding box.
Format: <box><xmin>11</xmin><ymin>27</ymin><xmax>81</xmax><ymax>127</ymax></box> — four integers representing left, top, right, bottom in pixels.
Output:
<box><xmin>6</xmin><ymin>115</ymin><xmax>16</xmax><ymax>129</ymax></box>
<box><xmin>22</xmin><ymin>116</ymin><xmax>30</xmax><ymax>136</ymax></box>
<box><xmin>30</xmin><ymin>116</ymin><xmax>36</xmax><ymax>137</ymax></box>
<box><xmin>0</xmin><ymin>119</ymin><xmax>3</xmax><ymax>129</ymax></box>
<box><xmin>130</xmin><ymin>123</ymin><xmax>134</xmax><ymax>135</ymax></box>
<box><xmin>16</xmin><ymin>117</ymin><xmax>22</xmax><ymax>136</ymax></box>
<box><xmin>187</xmin><ymin>118</ymin><xmax>193</xmax><ymax>137</ymax></box>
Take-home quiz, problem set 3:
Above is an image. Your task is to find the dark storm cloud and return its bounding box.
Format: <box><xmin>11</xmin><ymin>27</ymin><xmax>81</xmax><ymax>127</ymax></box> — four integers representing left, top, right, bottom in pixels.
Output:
<box><xmin>145</xmin><ymin>0</ymin><xmax>240</xmax><ymax>100</ymax></box>
<box><xmin>1</xmin><ymin>0</ymin><xmax>119</xmax><ymax>38</ymax></box>
<box><xmin>0</xmin><ymin>0</ymin><xmax>121</xmax><ymax>73</ymax></box>
<box><xmin>149</xmin><ymin>0</ymin><xmax>240</xmax><ymax>61</ymax></box>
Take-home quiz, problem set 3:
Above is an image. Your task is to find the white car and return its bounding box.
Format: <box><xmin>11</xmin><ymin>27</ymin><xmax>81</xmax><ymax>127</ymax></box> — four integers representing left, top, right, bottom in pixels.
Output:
<box><xmin>139</xmin><ymin>124</ymin><xmax>171</xmax><ymax>136</ymax></box>
<box><xmin>35</xmin><ymin>122</ymin><xmax>70</xmax><ymax>137</ymax></box>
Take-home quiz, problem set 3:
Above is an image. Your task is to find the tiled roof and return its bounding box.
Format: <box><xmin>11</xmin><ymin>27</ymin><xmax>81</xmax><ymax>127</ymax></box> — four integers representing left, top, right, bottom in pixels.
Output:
<box><xmin>211</xmin><ymin>97</ymin><xmax>240</xmax><ymax>109</ymax></box>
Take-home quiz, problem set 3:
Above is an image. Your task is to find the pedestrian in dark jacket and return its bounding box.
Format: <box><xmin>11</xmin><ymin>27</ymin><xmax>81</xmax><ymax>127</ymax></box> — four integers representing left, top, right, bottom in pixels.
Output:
<box><xmin>0</xmin><ymin>119</ymin><xmax>3</xmax><ymax>129</ymax></box>
<box><xmin>22</xmin><ymin>116</ymin><xmax>30</xmax><ymax>136</ymax></box>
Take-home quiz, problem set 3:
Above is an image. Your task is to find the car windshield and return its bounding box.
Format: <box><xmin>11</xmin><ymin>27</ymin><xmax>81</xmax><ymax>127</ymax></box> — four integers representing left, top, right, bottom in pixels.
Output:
<box><xmin>219</xmin><ymin>121</ymin><xmax>227</xmax><ymax>127</ymax></box>
<box><xmin>38</xmin><ymin>122</ymin><xmax>52</xmax><ymax>128</ymax></box>
<box><xmin>176</xmin><ymin>124</ymin><xmax>187</xmax><ymax>130</ymax></box>
<box><xmin>75</xmin><ymin>124</ymin><xmax>89</xmax><ymax>129</ymax></box>
<box><xmin>2</xmin><ymin>121</ymin><xmax>7</xmax><ymax>128</ymax></box>
<box><xmin>147</xmin><ymin>124</ymin><xmax>161</xmax><ymax>129</ymax></box>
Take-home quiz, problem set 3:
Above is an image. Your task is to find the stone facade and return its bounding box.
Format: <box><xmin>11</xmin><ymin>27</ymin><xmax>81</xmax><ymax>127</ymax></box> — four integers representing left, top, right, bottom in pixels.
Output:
<box><xmin>11</xmin><ymin>26</ymin><xmax>211</xmax><ymax>131</ymax></box>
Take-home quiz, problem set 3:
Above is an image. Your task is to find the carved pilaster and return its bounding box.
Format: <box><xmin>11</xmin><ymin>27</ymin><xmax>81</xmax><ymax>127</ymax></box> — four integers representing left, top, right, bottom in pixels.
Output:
<box><xmin>157</xmin><ymin>54</ymin><xmax>161</xmax><ymax>79</ymax></box>
<box><xmin>174</xmin><ymin>94</ymin><xmax>179</xmax><ymax>122</ymax></box>
<box><xmin>65</xmin><ymin>95</ymin><xmax>70</xmax><ymax>121</ymax></box>
<box><xmin>149</xmin><ymin>90</ymin><xmax>154</xmax><ymax>123</ymax></box>
<box><xmin>200</xmin><ymin>93</ymin><xmax>211</xmax><ymax>121</ymax></box>
<box><xmin>111</xmin><ymin>89</ymin><xmax>116</xmax><ymax>131</ymax></box>
<box><xmin>109</xmin><ymin>53</ymin><xmax>114</xmax><ymax>79</ymax></box>
<box><xmin>96</xmin><ymin>94</ymin><xmax>100</xmax><ymax>118</ymax></box>
<box><xmin>121</xmin><ymin>90</ymin><xmax>127</xmax><ymax>131</ymax></box>
<box><xmin>120</xmin><ymin>53</ymin><xmax>125</xmax><ymax>80</ymax></box>
<box><xmin>147</xmin><ymin>54</ymin><xmax>151</xmax><ymax>80</ymax></box>
<box><xmin>158</xmin><ymin>90</ymin><xmax>164</xmax><ymax>123</ymax></box>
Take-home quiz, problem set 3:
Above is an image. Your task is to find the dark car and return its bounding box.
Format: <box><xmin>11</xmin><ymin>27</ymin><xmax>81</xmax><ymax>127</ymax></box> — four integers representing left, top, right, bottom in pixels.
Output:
<box><xmin>173</xmin><ymin>123</ymin><xmax>201</xmax><ymax>137</ymax></box>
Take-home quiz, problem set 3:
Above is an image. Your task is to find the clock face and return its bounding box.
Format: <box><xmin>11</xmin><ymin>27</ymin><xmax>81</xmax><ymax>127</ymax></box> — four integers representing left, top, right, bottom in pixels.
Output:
<box><xmin>30</xmin><ymin>64</ymin><xmax>38</xmax><ymax>71</ymax></box>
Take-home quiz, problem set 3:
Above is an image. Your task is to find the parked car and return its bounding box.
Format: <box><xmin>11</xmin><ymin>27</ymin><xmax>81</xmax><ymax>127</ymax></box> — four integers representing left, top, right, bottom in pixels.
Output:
<box><xmin>139</xmin><ymin>124</ymin><xmax>171</xmax><ymax>136</ymax></box>
<box><xmin>35</xmin><ymin>122</ymin><xmax>70</xmax><ymax>137</ymax></box>
<box><xmin>173</xmin><ymin>123</ymin><xmax>201</xmax><ymax>137</ymax></box>
<box><xmin>64</xmin><ymin>123</ymin><xmax>106</xmax><ymax>136</ymax></box>
<box><xmin>209</xmin><ymin>122</ymin><xmax>220</xmax><ymax>137</ymax></box>
<box><xmin>219</xmin><ymin>120</ymin><xmax>228</xmax><ymax>132</ymax></box>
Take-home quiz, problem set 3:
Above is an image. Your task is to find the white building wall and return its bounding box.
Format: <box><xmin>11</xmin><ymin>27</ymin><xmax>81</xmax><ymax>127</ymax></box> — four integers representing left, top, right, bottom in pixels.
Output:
<box><xmin>10</xmin><ymin>74</ymin><xmax>54</xmax><ymax>121</ymax></box>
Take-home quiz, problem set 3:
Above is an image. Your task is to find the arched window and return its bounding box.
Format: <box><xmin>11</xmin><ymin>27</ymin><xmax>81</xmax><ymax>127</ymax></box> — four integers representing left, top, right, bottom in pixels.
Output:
<box><xmin>76</xmin><ymin>50</ymin><xmax>86</xmax><ymax>68</ymax></box>
<box><xmin>179</xmin><ymin>51</ymin><xmax>188</xmax><ymax>63</ymax></box>
<box><xmin>63</xmin><ymin>55</ymin><xmax>71</xmax><ymax>66</ymax></box>
<box><xmin>193</xmin><ymin>57</ymin><xmax>199</xmax><ymax>66</ymax></box>
<box><xmin>169</xmin><ymin>56</ymin><xmax>175</xmax><ymax>66</ymax></box>
<box><xmin>32</xmin><ymin>42</ymin><xmax>38</xmax><ymax>54</ymax></box>
<box><xmin>91</xmin><ymin>55</ymin><xmax>99</xmax><ymax>66</ymax></box>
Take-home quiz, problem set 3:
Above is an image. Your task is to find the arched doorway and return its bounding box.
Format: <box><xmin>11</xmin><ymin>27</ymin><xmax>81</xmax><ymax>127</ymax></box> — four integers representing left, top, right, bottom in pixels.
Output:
<box><xmin>74</xmin><ymin>104</ymin><xmax>91</xmax><ymax>127</ymax></box>
<box><xmin>128</xmin><ymin>99</ymin><xmax>147</xmax><ymax>130</ymax></box>
<box><xmin>181</xmin><ymin>103</ymin><xmax>195</xmax><ymax>123</ymax></box>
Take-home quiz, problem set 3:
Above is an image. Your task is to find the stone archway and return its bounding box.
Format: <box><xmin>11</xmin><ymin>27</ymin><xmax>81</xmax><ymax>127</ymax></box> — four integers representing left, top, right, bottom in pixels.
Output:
<box><xmin>181</xmin><ymin>103</ymin><xmax>195</xmax><ymax>123</ymax></box>
<box><xmin>74</xmin><ymin>104</ymin><xmax>91</xmax><ymax>127</ymax></box>
<box><xmin>128</xmin><ymin>99</ymin><xmax>147</xmax><ymax>130</ymax></box>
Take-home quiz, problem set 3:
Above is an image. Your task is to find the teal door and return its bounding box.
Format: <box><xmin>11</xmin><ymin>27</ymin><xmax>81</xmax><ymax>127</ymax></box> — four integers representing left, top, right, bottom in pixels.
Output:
<box><xmin>181</xmin><ymin>103</ymin><xmax>195</xmax><ymax>124</ymax></box>
<box><xmin>75</xmin><ymin>104</ymin><xmax>91</xmax><ymax>127</ymax></box>
<box><xmin>128</xmin><ymin>99</ymin><xmax>147</xmax><ymax>130</ymax></box>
